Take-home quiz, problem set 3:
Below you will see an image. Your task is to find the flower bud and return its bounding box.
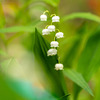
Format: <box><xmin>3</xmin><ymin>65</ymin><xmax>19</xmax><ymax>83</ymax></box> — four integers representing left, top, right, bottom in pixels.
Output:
<box><xmin>47</xmin><ymin>49</ymin><xmax>57</xmax><ymax>56</ymax></box>
<box><xmin>48</xmin><ymin>25</ymin><xmax>55</xmax><ymax>32</ymax></box>
<box><xmin>52</xmin><ymin>16</ymin><xmax>60</xmax><ymax>22</ymax></box>
<box><xmin>55</xmin><ymin>63</ymin><xmax>64</xmax><ymax>70</ymax></box>
<box><xmin>55</xmin><ymin>32</ymin><xmax>64</xmax><ymax>38</ymax></box>
<box><xmin>50</xmin><ymin>41</ymin><xmax>59</xmax><ymax>47</ymax></box>
<box><xmin>42</xmin><ymin>29</ymin><xmax>50</xmax><ymax>35</ymax></box>
<box><xmin>40</xmin><ymin>14</ymin><xmax>47</xmax><ymax>21</ymax></box>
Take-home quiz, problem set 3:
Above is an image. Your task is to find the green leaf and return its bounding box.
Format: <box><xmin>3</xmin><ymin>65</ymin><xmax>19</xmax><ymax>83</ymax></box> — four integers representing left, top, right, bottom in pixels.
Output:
<box><xmin>42</xmin><ymin>0</ymin><xmax>60</xmax><ymax>7</ymax></box>
<box><xmin>0</xmin><ymin>3</ymin><xmax>6</xmax><ymax>28</ymax></box>
<box><xmin>61</xmin><ymin>13</ymin><xmax>100</xmax><ymax>23</ymax></box>
<box><xmin>63</xmin><ymin>39</ymin><xmax>81</xmax><ymax>68</ymax></box>
<box><xmin>63</xmin><ymin>69</ymin><xmax>94</xmax><ymax>96</ymax></box>
<box><xmin>94</xmin><ymin>70</ymin><xmax>100</xmax><ymax>100</ymax></box>
<box><xmin>0</xmin><ymin>26</ymin><xmax>35</xmax><ymax>33</ymax></box>
<box><xmin>0</xmin><ymin>58</ymin><xmax>57</xmax><ymax>100</ymax></box>
<box><xmin>0</xmin><ymin>49</ymin><xmax>7</xmax><ymax>56</ymax></box>
<box><xmin>74</xmin><ymin>31</ymin><xmax>100</xmax><ymax>99</ymax></box>
<box><xmin>22</xmin><ymin>0</ymin><xmax>60</xmax><ymax>8</ymax></box>
<box><xmin>7</xmin><ymin>79</ymin><xmax>57</xmax><ymax>100</ymax></box>
<box><xmin>33</xmin><ymin>28</ymin><xmax>68</xmax><ymax>100</ymax></box>
<box><xmin>62</xmin><ymin>23</ymin><xmax>88</xmax><ymax>68</ymax></box>
<box><xmin>0</xmin><ymin>73</ymin><xmax>25</xmax><ymax>100</ymax></box>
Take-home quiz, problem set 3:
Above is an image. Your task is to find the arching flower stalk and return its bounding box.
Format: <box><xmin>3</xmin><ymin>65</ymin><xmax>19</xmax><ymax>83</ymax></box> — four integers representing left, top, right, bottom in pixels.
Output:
<box><xmin>40</xmin><ymin>10</ymin><xmax>64</xmax><ymax>70</ymax></box>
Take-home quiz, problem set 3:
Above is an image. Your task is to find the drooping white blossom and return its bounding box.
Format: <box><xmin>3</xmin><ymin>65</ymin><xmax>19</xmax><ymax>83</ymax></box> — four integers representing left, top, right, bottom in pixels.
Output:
<box><xmin>42</xmin><ymin>29</ymin><xmax>50</xmax><ymax>35</ymax></box>
<box><xmin>55</xmin><ymin>63</ymin><xmax>64</xmax><ymax>70</ymax></box>
<box><xmin>55</xmin><ymin>32</ymin><xmax>64</xmax><ymax>39</ymax></box>
<box><xmin>40</xmin><ymin>14</ymin><xmax>47</xmax><ymax>21</ymax></box>
<box><xmin>50</xmin><ymin>41</ymin><xmax>59</xmax><ymax>47</ymax></box>
<box><xmin>48</xmin><ymin>25</ymin><xmax>55</xmax><ymax>32</ymax></box>
<box><xmin>47</xmin><ymin>49</ymin><xmax>57</xmax><ymax>56</ymax></box>
<box><xmin>52</xmin><ymin>16</ymin><xmax>60</xmax><ymax>22</ymax></box>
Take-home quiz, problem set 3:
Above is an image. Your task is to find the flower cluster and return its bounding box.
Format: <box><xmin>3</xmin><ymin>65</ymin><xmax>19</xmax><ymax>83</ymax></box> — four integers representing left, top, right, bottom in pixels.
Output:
<box><xmin>40</xmin><ymin>10</ymin><xmax>64</xmax><ymax>70</ymax></box>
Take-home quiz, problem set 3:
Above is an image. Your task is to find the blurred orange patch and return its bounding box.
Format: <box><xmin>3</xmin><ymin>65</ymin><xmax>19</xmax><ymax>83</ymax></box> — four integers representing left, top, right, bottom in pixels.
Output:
<box><xmin>88</xmin><ymin>0</ymin><xmax>100</xmax><ymax>15</ymax></box>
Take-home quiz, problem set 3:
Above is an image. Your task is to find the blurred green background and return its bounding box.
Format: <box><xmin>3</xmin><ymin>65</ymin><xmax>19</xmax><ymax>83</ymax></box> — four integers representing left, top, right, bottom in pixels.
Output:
<box><xmin>0</xmin><ymin>0</ymin><xmax>100</xmax><ymax>100</ymax></box>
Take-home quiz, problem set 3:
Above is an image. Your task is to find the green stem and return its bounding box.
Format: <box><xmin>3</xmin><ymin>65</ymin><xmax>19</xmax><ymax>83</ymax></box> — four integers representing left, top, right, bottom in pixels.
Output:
<box><xmin>56</xmin><ymin>29</ymin><xmax>60</xmax><ymax>32</ymax></box>
<box><xmin>54</xmin><ymin>36</ymin><xmax>56</xmax><ymax>41</ymax></box>
<box><xmin>58</xmin><ymin>57</ymin><xmax>60</xmax><ymax>63</ymax></box>
<box><xmin>51</xmin><ymin>22</ymin><xmax>53</xmax><ymax>25</ymax></box>
<box><xmin>45</xmin><ymin>25</ymin><xmax>50</xmax><ymax>29</ymax></box>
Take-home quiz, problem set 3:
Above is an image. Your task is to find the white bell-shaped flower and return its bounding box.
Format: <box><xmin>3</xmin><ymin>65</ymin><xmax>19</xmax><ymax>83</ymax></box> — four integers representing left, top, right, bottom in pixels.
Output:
<box><xmin>47</xmin><ymin>49</ymin><xmax>57</xmax><ymax>56</ymax></box>
<box><xmin>52</xmin><ymin>16</ymin><xmax>60</xmax><ymax>22</ymax></box>
<box><xmin>55</xmin><ymin>32</ymin><xmax>64</xmax><ymax>38</ymax></box>
<box><xmin>42</xmin><ymin>29</ymin><xmax>50</xmax><ymax>35</ymax></box>
<box><xmin>55</xmin><ymin>63</ymin><xmax>64</xmax><ymax>70</ymax></box>
<box><xmin>50</xmin><ymin>41</ymin><xmax>59</xmax><ymax>47</ymax></box>
<box><xmin>40</xmin><ymin>14</ymin><xmax>47</xmax><ymax>21</ymax></box>
<box><xmin>48</xmin><ymin>25</ymin><xmax>55</xmax><ymax>32</ymax></box>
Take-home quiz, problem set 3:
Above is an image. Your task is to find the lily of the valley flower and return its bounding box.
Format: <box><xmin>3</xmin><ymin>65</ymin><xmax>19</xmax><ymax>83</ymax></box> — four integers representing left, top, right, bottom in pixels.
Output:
<box><xmin>55</xmin><ymin>32</ymin><xmax>64</xmax><ymax>38</ymax></box>
<box><xmin>41</xmin><ymin>10</ymin><xmax>64</xmax><ymax>70</ymax></box>
<box><xmin>40</xmin><ymin>14</ymin><xmax>47</xmax><ymax>21</ymax></box>
<box><xmin>48</xmin><ymin>25</ymin><xmax>55</xmax><ymax>32</ymax></box>
<box><xmin>47</xmin><ymin>49</ymin><xmax>57</xmax><ymax>56</ymax></box>
<box><xmin>55</xmin><ymin>63</ymin><xmax>64</xmax><ymax>70</ymax></box>
<box><xmin>42</xmin><ymin>29</ymin><xmax>50</xmax><ymax>35</ymax></box>
<box><xmin>50</xmin><ymin>41</ymin><xmax>59</xmax><ymax>47</ymax></box>
<box><xmin>52</xmin><ymin>16</ymin><xmax>60</xmax><ymax>22</ymax></box>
